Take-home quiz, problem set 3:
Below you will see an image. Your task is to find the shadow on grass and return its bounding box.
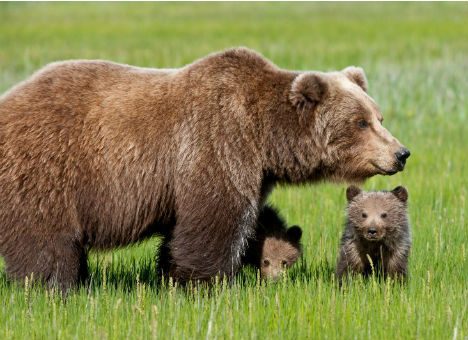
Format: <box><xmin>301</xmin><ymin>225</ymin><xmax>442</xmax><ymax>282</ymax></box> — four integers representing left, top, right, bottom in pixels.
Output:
<box><xmin>0</xmin><ymin>246</ymin><xmax>340</xmax><ymax>293</ymax></box>
<box><xmin>0</xmin><ymin>254</ymin><xmax>164</xmax><ymax>294</ymax></box>
<box><xmin>288</xmin><ymin>257</ymin><xmax>338</xmax><ymax>284</ymax></box>
<box><xmin>86</xmin><ymin>252</ymin><xmax>164</xmax><ymax>292</ymax></box>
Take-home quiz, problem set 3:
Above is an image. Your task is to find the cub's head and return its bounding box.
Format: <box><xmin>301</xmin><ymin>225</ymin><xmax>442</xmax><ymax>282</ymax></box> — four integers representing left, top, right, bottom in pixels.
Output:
<box><xmin>260</xmin><ymin>226</ymin><xmax>302</xmax><ymax>281</ymax></box>
<box><xmin>289</xmin><ymin>67</ymin><xmax>410</xmax><ymax>183</ymax></box>
<box><xmin>345</xmin><ymin>185</ymin><xmax>409</xmax><ymax>242</ymax></box>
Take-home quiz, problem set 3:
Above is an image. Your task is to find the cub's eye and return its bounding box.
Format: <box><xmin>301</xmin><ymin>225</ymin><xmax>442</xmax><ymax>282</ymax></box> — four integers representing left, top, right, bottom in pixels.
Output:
<box><xmin>381</xmin><ymin>213</ymin><xmax>387</xmax><ymax>218</ymax></box>
<box><xmin>362</xmin><ymin>213</ymin><xmax>368</xmax><ymax>218</ymax></box>
<box><xmin>281</xmin><ymin>260</ymin><xmax>287</xmax><ymax>266</ymax></box>
<box><xmin>357</xmin><ymin>120</ymin><xmax>369</xmax><ymax>129</ymax></box>
<box><xmin>263</xmin><ymin>259</ymin><xmax>270</xmax><ymax>266</ymax></box>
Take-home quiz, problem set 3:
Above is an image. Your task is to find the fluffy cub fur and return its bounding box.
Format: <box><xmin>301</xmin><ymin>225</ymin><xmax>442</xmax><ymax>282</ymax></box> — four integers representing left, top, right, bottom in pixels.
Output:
<box><xmin>336</xmin><ymin>186</ymin><xmax>411</xmax><ymax>285</ymax></box>
<box><xmin>243</xmin><ymin>205</ymin><xmax>302</xmax><ymax>280</ymax></box>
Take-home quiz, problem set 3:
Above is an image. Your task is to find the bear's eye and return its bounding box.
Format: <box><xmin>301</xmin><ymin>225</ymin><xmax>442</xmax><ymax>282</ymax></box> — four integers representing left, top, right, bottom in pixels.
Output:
<box><xmin>362</xmin><ymin>213</ymin><xmax>368</xmax><ymax>218</ymax></box>
<box><xmin>381</xmin><ymin>213</ymin><xmax>387</xmax><ymax>218</ymax></box>
<box><xmin>357</xmin><ymin>120</ymin><xmax>369</xmax><ymax>129</ymax></box>
<box><xmin>263</xmin><ymin>259</ymin><xmax>270</xmax><ymax>266</ymax></box>
<box><xmin>281</xmin><ymin>260</ymin><xmax>287</xmax><ymax>266</ymax></box>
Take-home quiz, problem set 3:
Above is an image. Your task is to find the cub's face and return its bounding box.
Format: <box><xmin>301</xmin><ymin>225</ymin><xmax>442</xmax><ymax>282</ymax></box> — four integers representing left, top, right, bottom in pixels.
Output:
<box><xmin>346</xmin><ymin>186</ymin><xmax>408</xmax><ymax>242</ymax></box>
<box><xmin>290</xmin><ymin>67</ymin><xmax>410</xmax><ymax>184</ymax></box>
<box><xmin>260</xmin><ymin>226</ymin><xmax>302</xmax><ymax>281</ymax></box>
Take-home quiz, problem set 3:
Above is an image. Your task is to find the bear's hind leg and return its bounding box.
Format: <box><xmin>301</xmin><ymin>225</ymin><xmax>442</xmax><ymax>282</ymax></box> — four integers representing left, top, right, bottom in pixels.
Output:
<box><xmin>156</xmin><ymin>235</ymin><xmax>174</xmax><ymax>277</ymax></box>
<box><xmin>4</xmin><ymin>234</ymin><xmax>88</xmax><ymax>291</ymax></box>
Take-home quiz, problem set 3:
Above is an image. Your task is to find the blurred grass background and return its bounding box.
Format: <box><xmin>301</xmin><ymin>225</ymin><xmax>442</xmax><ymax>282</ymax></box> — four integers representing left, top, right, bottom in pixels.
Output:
<box><xmin>0</xmin><ymin>2</ymin><xmax>467</xmax><ymax>339</ymax></box>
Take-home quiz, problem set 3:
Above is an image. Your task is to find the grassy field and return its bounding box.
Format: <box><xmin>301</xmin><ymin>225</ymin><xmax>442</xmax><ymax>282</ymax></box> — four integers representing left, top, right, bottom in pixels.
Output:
<box><xmin>0</xmin><ymin>2</ymin><xmax>467</xmax><ymax>339</ymax></box>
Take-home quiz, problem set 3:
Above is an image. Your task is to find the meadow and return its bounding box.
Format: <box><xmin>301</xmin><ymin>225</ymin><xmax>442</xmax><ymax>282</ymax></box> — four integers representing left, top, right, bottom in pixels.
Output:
<box><xmin>0</xmin><ymin>2</ymin><xmax>467</xmax><ymax>339</ymax></box>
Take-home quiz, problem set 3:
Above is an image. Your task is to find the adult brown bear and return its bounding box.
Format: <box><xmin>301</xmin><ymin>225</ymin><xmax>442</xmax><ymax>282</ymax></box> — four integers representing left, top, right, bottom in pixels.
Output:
<box><xmin>0</xmin><ymin>48</ymin><xmax>409</xmax><ymax>288</ymax></box>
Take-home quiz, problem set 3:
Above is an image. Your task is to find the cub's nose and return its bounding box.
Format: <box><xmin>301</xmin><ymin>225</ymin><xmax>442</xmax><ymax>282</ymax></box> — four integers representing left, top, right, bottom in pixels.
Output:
<box><xmin>394</xmin><ymin>147</ymin><xmax>411</xmax><ymax>165</ymax></box>
<box><xmin>368</xmin><ymin>228</ymin><xmax>377</xmax><ymax>236</ymax></box>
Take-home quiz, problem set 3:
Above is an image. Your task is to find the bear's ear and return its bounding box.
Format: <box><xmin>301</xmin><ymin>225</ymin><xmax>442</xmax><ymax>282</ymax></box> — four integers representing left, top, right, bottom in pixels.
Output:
<box><xmin>289</xmin><ymin>72</ymin><xmax>328</xmax><ymax>113</ymax></box>
<box><xmin>346</xmin><ymin>185</ymin><xmax>361</xmax><ymax>202</ymax></box>
<box><xmin>342</xmin><ymin>66</ymin><xmax>368</xmax><ymax>92</ymax></box>
<box><xmin>391</xmin><ymin>186</ymin><xmax>408</xmax><ymax>203</ymax></box>
<box><xmin>286</xmin><ymin>225</ymin><xmax>302</xmax><ymax>242</ymax></box>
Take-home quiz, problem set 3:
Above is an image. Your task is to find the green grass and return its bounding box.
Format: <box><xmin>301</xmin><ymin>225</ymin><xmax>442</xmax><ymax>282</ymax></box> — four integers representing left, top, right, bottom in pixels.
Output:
<box><xmin>1</xmin><ymin>2</ymin><xmax>467</xmax><ymax>339</ymax></box>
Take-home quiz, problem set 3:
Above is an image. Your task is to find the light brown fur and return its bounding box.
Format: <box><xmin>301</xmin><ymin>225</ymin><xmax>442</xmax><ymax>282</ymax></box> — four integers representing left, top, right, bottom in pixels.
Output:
<box><xmin>260</xmin><ymin>236</ymin><xmax>302</xmax><ymax>280</ymax></box>
<box><xmin>0</xmin><ymin>48</ymin><xmax>409</xmax><ymax>288</ymax></box>
<box><xmin>336</xmin><ymin>186</ymin><xmax>411</xmax><ymax>286</ymax></box>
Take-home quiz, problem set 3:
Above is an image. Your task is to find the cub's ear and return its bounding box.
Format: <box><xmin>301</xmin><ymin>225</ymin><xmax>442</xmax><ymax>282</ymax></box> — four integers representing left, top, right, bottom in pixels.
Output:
<box><xmin>289</xmin><ymin>72</ymin><xmax>328</xmax><ymax>113</ymax></box>
<box><xmin>346</xmin><ymin>185</ymin><xmax>361</xmax><ymax>202</ymax></box>
<box><xmin>342</xmin><ymin>66</ymin><xmax>368</xmax><ymax>92</ymax></box>
<box><xmin>391</xmin><ymin>186</ymin><xmax>408</xmax><ymax>202</ymax></box>
<box><xmin>286</xmin><ymin>225</ymin><xmax>302</xmax><ymax>242</ymax></box>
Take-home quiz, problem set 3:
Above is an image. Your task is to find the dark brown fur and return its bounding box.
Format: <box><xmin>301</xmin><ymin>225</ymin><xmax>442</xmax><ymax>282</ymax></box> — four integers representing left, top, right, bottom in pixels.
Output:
<box><xmin>243</xmin><ymin>205</ymin><xmax>302</xmax><ymax>280</ymax></box>
<box><xmin>336</xmin><ymin>186</ymin><xmax>411</xmax><ymax>285</ymax></box>
<box><xmin>0</xmin><ymin>48</ymin><xmax>408</xmax><ymax>288</ymax></box>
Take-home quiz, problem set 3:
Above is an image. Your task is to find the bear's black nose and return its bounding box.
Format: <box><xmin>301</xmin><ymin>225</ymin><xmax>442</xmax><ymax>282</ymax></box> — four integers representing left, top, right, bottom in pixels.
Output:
<box><xmin>394</xmin><ymin>147</ymin><xmax>411</xmax><ymax>165</ymax></box>
<box><xmin>368</xmin><ymin>228</ymin><xmax>377</xmax><ymax>235</ymax></box>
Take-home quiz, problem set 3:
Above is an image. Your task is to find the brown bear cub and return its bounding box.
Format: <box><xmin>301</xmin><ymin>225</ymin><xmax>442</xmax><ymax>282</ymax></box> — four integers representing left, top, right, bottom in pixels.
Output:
<box><xmin>336</xmin><ymin>186</ymin><xmax>411</xmax><ymax>285</ymax></box>
<box><xmin>243</xmin><ymin>205</ymin><xmax>302</xmax><ymax>281</ymax></box>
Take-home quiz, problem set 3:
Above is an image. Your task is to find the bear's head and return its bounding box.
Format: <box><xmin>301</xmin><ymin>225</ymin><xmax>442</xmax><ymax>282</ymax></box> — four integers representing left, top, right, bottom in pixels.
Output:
<box><xmin>289</xmin><ymin>66</ymin><xmax>410</xmax><ymax>184</ymax></box>
<box><xmin>260</xmin><ymin>225</ymin><xmax>302</xmax><ymax>281</ymax></box>
<box><xmin>345</xmin><ymin>185</ymin><xmax>409</xmax><ymax>242</ymax></box>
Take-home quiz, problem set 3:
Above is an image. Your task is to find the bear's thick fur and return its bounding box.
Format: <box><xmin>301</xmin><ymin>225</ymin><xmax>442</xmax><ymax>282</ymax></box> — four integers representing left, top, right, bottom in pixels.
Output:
<box><xmin>0</xmin><ymin>48</ymin><xmax>409</xmax><ymax>288</ymax></box>
<box><xmin>243</xmin><ymin>205</ymin><xmax>302</xmax><ymax>280</ymax></box>
<box><xmin>336</xmin><ymin>186</ymin><xmax>411</xmax><ymax>285</ymax></box>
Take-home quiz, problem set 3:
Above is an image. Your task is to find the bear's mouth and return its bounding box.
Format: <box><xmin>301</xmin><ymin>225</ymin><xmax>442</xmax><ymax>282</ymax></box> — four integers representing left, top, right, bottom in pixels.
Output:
<box><xmin>364</xmin><ymin>234</ymin><xmax>383</xmax><ymax>242</ymax></box>
<box><xmin>371</xmin><ymin>162</ymin><xmax>399</xmax><ymax>175</ymax></box>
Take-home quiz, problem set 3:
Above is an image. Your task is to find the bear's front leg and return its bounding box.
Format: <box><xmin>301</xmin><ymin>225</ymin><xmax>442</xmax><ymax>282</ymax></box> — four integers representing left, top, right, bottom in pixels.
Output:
<box><xmin>385</xmin><ymin>251</ymin><xmax>409</xmax><ymax>281</ymax></box>
<box><xmin>168</xmin><ymin>191</ymin><xmax>259</xmax><ymax>282</ymax></box>
<box><xmin>336</xmin><ymin>241</ymin><xmax>364</xmax><ymax>287</ymax></box>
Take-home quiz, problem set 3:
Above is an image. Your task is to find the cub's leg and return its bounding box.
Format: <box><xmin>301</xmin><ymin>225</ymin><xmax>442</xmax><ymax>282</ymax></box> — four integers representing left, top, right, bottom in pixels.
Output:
<box><xmin>336</xmin><ymin>241</ymin><xmax>364</xmax><ymax>287</ymax></box>
<box><xmin>385</xmin><ymin>251</ymin><xmax>409</xmax><ymax>282</ymax></box>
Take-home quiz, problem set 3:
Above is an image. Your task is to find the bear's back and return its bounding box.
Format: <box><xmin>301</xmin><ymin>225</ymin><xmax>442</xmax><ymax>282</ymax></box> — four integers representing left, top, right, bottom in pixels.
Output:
<box><xmin>0</xmin><ymin>60</ymin><xmax>176</xmax><ymax>122</ymax></box>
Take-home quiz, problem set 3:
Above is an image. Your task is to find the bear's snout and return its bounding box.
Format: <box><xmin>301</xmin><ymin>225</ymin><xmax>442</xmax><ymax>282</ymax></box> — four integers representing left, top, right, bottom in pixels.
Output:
<box><xmin>367</xmin><ymin>228</ymin><xmax>378</xmax><ymax>236</ymax></box>
<box><xmin>394</xmin><ymin>147</ymin><xmax>411</xmax><ymax>167</ymax></box>
<box><xmin>363</xmin><ymin>226</ymin><xmax>384</xmax><ymax>241</ymax></box>
<box><xmin>269</xmin><ymin>270</ymin><xmax>283</xmax><ymax>282</ymax></box>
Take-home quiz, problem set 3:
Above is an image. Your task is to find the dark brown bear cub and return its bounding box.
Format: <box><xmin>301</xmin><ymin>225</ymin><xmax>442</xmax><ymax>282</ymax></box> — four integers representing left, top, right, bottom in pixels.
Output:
<box><xmin>243</xmin><ymin>205</ymin><xmax>302</xmax><ymax>281</ymax></box>
<box><xmin>336</xmin><ymin>186</ymin><xmax>411</xmax><ymax>285</ymax></box>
